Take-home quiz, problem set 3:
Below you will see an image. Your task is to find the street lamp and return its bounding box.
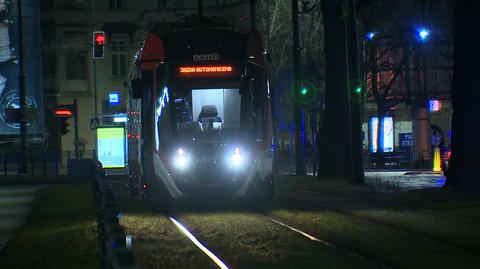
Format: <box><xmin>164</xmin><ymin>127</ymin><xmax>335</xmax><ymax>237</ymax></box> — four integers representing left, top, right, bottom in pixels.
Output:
<box><xmin>366</xmin><ymin>31</ymin><xmax>376</xmax><ymax>40</ymax></box>
<box><xmin>416</xmin><ymin>27</ymin><xmax>430</xmax><ymax>41</ymax></box>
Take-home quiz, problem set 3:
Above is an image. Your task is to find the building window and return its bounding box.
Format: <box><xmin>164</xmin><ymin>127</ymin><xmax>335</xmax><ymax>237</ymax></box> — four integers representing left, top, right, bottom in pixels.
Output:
<box><xmin>111</xmin><ymin>39</ymin><xmax>127</xmax><ymax>77</ymax></box>
<box><xmin>110</xmin><ymin>0</ymin><xmax>126</xmax><ymax>9</ymax></box>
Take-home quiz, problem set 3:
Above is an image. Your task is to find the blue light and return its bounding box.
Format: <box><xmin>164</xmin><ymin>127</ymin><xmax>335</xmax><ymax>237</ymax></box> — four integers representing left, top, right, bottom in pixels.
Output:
<box><xmin>417</xmin><ymin>28</ymin><xmax>430</xmax><ymax>41</ymax></box>
<box><xmin>108</xmin><ymin>92</ymin><xmax>120</xmax><ymax>106</ymax></box>
<box><xmin>428</xmin><ymin>99</ymin><xmax>441</xmax><ymax>112</ymax></box>
<box><xmin>366</xmin><ymin>32</ymin><xmax>376</xmax><ymax>40</ymax></box>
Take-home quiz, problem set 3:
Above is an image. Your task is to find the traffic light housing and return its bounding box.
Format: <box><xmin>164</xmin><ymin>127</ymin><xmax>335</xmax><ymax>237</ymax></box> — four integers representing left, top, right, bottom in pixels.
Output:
<box><xmin>54</xmin><ymin>105</ymin><xmax>74</xmax><ymax>136</ymax></box>
<box><xmin>59</xmin><ymin>118</ymin><xmax>70</xmax><ymax>135</ymax></box>
<box><xmin>93</xmin><ymin>31</ymin><xmax>105</xmax><ymax>59</ymax></box>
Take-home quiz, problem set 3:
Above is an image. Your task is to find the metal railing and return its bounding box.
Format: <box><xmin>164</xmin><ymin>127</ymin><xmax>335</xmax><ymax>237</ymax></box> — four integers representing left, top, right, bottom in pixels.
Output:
<box><xmin>0</xmin><ymin>152</ymin><xmax>62</xmax><ymax>183</ymax></box>
<box><xmin>91</xmin><ymin>160</ymin><xmax>137</xmax><ymax>269</ymax></box>
<box><xmin>364</xmin><ymin>149</ymin><xmax>434</xmax><ymax>170</ymax></box>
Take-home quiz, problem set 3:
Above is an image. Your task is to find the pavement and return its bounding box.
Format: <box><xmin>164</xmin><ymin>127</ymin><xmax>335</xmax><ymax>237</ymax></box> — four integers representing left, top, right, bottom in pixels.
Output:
<box><xmin>364</xmin><ymin>170</ymin><xmax>446</xmax><ymax>192</ymax></box>
<box><xmin>0</xmin><ymin>185</ymin><xmax>43</xmax><ymax>252</ymax></box>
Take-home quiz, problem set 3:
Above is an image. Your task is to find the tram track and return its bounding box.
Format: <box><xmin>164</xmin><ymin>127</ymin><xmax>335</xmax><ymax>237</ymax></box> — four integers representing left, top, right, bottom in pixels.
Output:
<box><xmin>112</xmin><ymin>181</ymin><xmax>479</xmax><ymax>268</ymax></box>
<box><xmin>256</xmin><ymin>213</ymin><xmax>393</xmax><ymax>269</ymax></box>
<box><xmin>168</xmin><ymin>216</ymin><xmax>230</xmax><ymax>269</ymax></box>
<box><xmin>279</xmin><ymin>191</ymin><xmax>480</xmax><ymax>254</ymax></box>
<box><xmin>169</xmin><ymin>208</ymin><xmax>392</xmax><ymax>269</ymax></box>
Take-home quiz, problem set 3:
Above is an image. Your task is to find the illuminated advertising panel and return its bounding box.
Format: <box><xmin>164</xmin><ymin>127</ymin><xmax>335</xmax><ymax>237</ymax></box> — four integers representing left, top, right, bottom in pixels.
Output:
<box><xmin>97</xmin><ymin>127</ymin><xmax>126</xmax><ymax>168</ymax></box>
<box><xmin>370</xmin><ymin>116</ymin><xmax>394</xmax><ymax>153</ymax></box>
<box><xmin>0</xmin><ymin>0</ymin><xmax>43</xmax><ymax>134</ymax></box>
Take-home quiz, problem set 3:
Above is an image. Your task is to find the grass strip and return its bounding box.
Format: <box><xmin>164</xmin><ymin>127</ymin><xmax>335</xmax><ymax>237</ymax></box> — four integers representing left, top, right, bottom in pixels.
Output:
<box><xmin>283</xmin><ymin>175</ymin><xmax>480</xmax><ymax>251</ymax></box>
<box><xmin>178</xmin><ymin>211</ymin><xmax>382</xmax><ymax>269</ymax></box>
<box><xmin>112</xmin><ymin>183</ymin><xmax>218</xmax><ymax>269</ymax></box>
<box><xmin>0</xmin><ymin>184</ymin><xmax>99</xmax><ymax>269</ymax></box>
<box><xmin>272</xmin><ymin>175</ymin><xmax>480</xmax><ymax>268</ymax></box>
<box><xmin>121</xmin><ymin>212</ymin><xmax>219</xmax><ymax>269</ymax></box>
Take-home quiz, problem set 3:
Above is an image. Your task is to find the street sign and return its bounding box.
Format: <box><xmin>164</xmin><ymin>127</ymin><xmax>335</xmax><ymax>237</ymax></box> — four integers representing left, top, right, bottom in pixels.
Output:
<box><xmin>108</xmin><ymin>92</ymin><xmax>120</xmax><ymax>106</ymax></box>
<box><xmin>90</xmin><ymin>117</ymin><xmax>99</xmax><ymax>129</ymax></box>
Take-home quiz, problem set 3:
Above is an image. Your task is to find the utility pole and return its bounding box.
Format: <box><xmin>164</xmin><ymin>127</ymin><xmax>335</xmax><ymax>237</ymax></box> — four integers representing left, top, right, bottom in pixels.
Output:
<box><xmin>18</xmin><ymin>0</ymin><xmax>27</xmax><ymax>173</ymax></box>
<box><xmin>291</xmin><ymin>0</ymin><xmax>306</xmax><ymax>175</ymax></box>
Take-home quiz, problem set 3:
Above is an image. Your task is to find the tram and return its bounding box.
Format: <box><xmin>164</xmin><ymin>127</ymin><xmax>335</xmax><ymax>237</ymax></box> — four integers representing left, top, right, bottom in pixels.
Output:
<box><xmin>127</xmin><ymin>27</ymin><xmax>274</xmax><ymax>203</ymax></box>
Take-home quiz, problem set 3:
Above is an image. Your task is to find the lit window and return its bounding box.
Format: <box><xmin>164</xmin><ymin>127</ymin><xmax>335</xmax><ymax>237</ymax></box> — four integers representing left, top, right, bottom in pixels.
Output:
<box><xmin>111</xmin><ymin>39</ymin><xmax>127</xmax><ymax>77</ymax></box>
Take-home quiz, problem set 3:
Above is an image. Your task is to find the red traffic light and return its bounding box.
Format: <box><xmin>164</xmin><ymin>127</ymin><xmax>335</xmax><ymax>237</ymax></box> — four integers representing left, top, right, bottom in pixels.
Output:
<box><xmin>93</xmin><ymin>31</ymin><xmax>105</xmax><ymax>59</ymax></box>
<box><xmin>95</xmin><ymin>33</ymin><xmax>105</xmax><ymax>45</ymax></box>
<box><xmin>54</xmin><ymin>108</ymin><xmax>73</xmax><ymax>118</ymax></box>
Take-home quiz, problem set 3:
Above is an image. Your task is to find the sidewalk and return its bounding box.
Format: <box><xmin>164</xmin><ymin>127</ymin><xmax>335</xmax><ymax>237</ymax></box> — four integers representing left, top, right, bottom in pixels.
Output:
<box><xmin>0</xmin><ymin>186</ymin><xmax>43</xmax><ymax>252</ymax></box>
<box><xmin>364</xmin><ymin>170</ymin><xmax>446</xmax><ymax>192</ymax></box>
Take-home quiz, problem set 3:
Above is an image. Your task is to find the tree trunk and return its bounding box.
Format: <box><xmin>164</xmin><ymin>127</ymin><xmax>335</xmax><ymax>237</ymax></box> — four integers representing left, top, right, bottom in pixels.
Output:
<box><xmin>317</xmin><ymin>0</ymin><xmax>352</xmax><ymax>180</ymax></box>
<box><xmin>448</xmin><ymin>0</ymin><xmax>480</xmax><ymax>196</ymax></box>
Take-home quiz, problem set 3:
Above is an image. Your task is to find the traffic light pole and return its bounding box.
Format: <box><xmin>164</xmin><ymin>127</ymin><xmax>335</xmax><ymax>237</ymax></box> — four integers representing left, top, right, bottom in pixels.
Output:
<box><xmin>18</xmin><ymin>0</ymin><xmax>27</xmax><ymax>173</ymax></box>
<box><xmin>292</xmin><ymin>0</ymin><xmax>306</xmax><ymax>175</ymax></box>
<box><xmin>73</xmin><ymin>99</ymin><xmax>80</xmax><ymax>159</ymax></box>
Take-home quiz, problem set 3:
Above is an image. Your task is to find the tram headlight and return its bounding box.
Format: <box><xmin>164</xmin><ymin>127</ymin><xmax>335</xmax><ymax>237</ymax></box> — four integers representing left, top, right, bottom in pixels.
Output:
<box><xmin>174</xmin><ymin>148</ymin><xmax>189</xmax><ymax>169</ymax></box>
<box><xmin>229</xmin><ymin>147</ymin><xmax>243</xmax><ymax>168</ymax></box>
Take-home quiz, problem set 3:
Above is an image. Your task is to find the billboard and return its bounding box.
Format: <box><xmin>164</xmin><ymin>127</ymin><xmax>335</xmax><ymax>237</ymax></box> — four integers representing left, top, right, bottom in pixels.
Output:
<box><xmin>370</xmin><ymin>116</ymin><xmax>394</xmax><ymax>153</ymax></box>
<box><xmin>0</xmin><ymin>0</ymin><xmax>44</xmax><ymax>135</ymax></box>
<box><xmin>97</xmin><ymin>127</ymin><xmax>126</xmax><ymax>168</ymax></box>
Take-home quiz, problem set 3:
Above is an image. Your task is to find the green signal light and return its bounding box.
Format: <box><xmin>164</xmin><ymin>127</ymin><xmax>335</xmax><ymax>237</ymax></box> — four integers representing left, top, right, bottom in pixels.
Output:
<box><xmin>300</xmin><ymin>88</ymin><xmax>308</xmax><ymax>96</ymax></box>
<box><xmin>355</xmin><ymin>87</ymin><xmax>362</xmax><ymax>94</ymax></box>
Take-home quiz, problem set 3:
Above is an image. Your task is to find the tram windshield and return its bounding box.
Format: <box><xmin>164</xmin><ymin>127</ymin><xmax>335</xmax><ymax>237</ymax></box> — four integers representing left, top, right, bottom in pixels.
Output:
<box><xmin>172</xmin><ymin>88</ymin><xmax>243</xmax><ymax>143</ymax></box>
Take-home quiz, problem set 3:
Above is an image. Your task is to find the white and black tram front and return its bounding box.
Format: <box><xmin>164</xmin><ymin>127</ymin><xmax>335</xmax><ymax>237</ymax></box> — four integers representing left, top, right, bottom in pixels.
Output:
<box><xmin>128</xmin><ymin>29</ymin><xmax>273</xmax><ymax>202</ymax></box>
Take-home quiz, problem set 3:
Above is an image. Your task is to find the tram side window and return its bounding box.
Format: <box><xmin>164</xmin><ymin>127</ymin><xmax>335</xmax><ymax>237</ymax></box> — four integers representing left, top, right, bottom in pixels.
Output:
<box><xmin>156</xmin><ymin>95</ymin><xmax>172</xmax><ymax>152</ymax></box>
<box><xmin>248</xmin><ymin>64</ymin><xmax>265</xmax><ymax>141</ymax></box>
<box><xmin>155</xmin><ymin>66</ymin><xmax>172</xmax><ymax>152</ymax></box>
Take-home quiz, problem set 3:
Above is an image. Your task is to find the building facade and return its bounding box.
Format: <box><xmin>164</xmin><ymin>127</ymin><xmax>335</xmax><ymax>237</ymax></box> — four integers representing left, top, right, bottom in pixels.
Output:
<box><xmin>40</xmin><ymin>0</ymin><xmax>251</xmax><ymax>158</ymax></box>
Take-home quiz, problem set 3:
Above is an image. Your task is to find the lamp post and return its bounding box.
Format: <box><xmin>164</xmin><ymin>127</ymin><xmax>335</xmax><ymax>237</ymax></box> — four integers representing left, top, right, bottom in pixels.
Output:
<box><xmin>413</xmin><ymin>26</ymin><xmax>431</xmax><ymax>168</ymax></box>
<box><xmin>291</xmin><ymin>0</ymin><xmax>306</xmax><ymax>175</ymax></box>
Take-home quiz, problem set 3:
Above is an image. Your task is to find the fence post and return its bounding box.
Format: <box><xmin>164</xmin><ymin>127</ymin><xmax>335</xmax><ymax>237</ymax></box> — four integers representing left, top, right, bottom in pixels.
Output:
<box><xmin>55</xmin><ymin>152</ymin><xmax>60</xmax><ymax>176</ymax></box>
<box><xmin>3</xmin><ymin>153</ymin><xmax>7</xmax><ymax>180</ymax></box>
<box><xmin>31</xmin><ymin>154</ymin><xmax>34</xmax><ymax>177</ymax></box>
<box><xmin>43</xmin><ymin>152</ymin><xmax>47</xmax><ymax>179</ymax></box>
<box><xmin>16</xmin><ymin>153</ymin><xmax>20</xmax><ymax>180</ymax></box>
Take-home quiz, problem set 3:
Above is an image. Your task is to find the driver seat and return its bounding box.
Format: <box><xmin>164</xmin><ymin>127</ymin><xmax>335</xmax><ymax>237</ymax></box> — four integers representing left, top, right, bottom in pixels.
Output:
<box><xmin>198</xmin><ymin>105</ymin><xmax>222</xmax><ymax>131</ymax></box>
